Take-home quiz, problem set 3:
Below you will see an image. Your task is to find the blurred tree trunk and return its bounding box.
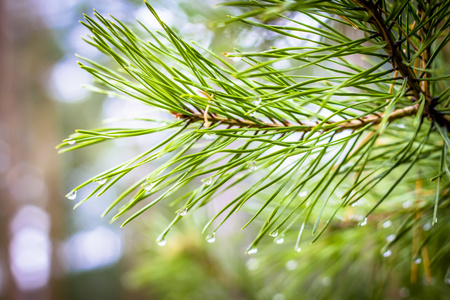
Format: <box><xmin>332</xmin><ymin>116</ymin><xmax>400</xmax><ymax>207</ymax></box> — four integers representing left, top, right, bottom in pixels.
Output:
<box><xmin>0</xmin><ymin>0</ymin><xmax>19</xmax><ymax>297</ymax></box>
<box><xmin>0</xmin><ymin>0</ymin><xmax>64</xmax><ymax>299</ymax></box>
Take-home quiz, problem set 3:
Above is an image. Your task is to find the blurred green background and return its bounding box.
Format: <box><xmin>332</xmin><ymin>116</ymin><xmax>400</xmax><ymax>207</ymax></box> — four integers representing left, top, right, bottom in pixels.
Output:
<box><xmin>1</xmin><ymin>0</ymin><xmax>449</xmax><ymax>300</ymax></box>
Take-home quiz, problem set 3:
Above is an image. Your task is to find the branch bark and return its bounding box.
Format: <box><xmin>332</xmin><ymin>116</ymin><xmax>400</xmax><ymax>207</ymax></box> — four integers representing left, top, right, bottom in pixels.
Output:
<box><xmin>356</xmin><ymin>0</ymin><xmax>424</xmax><ymax>100</ymax></box>
<box><xmin>175</xmin><ymin>104</ymin><xmax>420</xmax><ymax>132</ymax></box>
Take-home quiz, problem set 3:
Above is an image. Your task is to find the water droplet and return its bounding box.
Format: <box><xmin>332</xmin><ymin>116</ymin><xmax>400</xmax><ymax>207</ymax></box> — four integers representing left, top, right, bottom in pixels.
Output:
<box><xmin>176</xmin><ymin>208</ymin><xmax>187</xmax><ymax>216</ymax></box>
<box><xmin>321</xmin><ymin>276</ymin><xmax>331</xmax><ymax>286</ymax></box>
<box><xmin>206</xmin><ymin>233</ymin><xmax>215</xmax><ymax>243</ymax></box>
<box><xmin>65</xmin><ymin>139</ymin><xmax>76</xmax><ymax>145</ymax></box>
<box><xmin>382</xmin><ymin>220</ymin><xmax>392</xmax><ymax>228</ymax></box>
<box><xmin>203</xmin><ymin>178</ymin><xmax>213</xmax><ymax>185</ymax></box>
<box><xmin>273</xmin><ymin>294</ymin><xmax>285</xmax><ymax>300</ymax></box>
<box><xmin>246</xmin><ymin>258</ymin><xmax>258</xmax><ymax>270</ymax></box>
<box><xmin>141</xmin><ymin>181</ymin><xmax>155</xmax><ymax>191</ymax></box>
<box><xmin>414</xmin><ymin>258</ymin><xmax>422</xmax><ymax>264</ymax></box>
<box><xmin>434</xmin><ymin>218</ymin><xmax>438</xmax><ymax>224</ymax></box>
<box><xmin>275</xmin><ymin>235</ymin><xmax>285</xmax><ymax>244</ymax></box>
<box><xmin>295</xmin><ymin>247</ymin><xmax>301</xmax><ymax>253</ymax></box>
<box><xmin>95</xmin><ymin>178</ymin><xmax>107</xmax><ymax>185</ymax></box>
<box><xmin>397</xmin><ymin>123</ymin><xmax>406</xmax><ymax>129</ymax></box>
<box><xmin>246</xmin><ymin>247</ymin><xmax>258</xmax><ymax>255</ymax></box>
<box><xmin>423</xmin><ymin>222</ymin><xmax>432</xmax><ymax>231</ymax></box>
<box><xmin>383</xmin><ymin>250</ymin><xmax>392</xmax><ymax>257</ymax></box>
<box><xmin>269</xmin><ymin>230</ymin><xmax>278</xmax><ymax>237</ymax></box>
<box><xmin>156</xmin><ymin>238</ymin><xmax>166</xmax><ymax>247</ymax></box>
<box><xmin>107</xmin><ymin>91</ymin><xmax>115</xmax><ymax>98</ymax></box>
<box><xmin>285</xmin><ymin>260</ymin><xmax>298</xmax><ymax>271</ymax></box>
<box><xmin>66</xmin><ymin>190</ymin><xmax>77</xmax><ymax>200</ymax></box>
<box><xmin>299</xmin><ymin>190</ymin><xmax>307</xmax><ymax>197</ymax></box>
<box><xmin>160</xmin><ymin>121</ymin><xmax>168</xmax><ymax>127</ymax></box>
<box><xmin>215</xmin><ymin>22</ymin><xmax>226</xmax><ymax>28</ymax></box>
<box><xmin>308</xmin><ymin>115</ymin><xmax>318</xmax><ymax>123</ymax></box>
<box><xmin>386</xmin><ymin>234</ymin><xmax>396</xmax><ymax>243</ymax></box>
<box><xmin>351</xmin><ymin>201</ymin><xmax>359</xmax><ymax>207</ymax></box>
<box><xmin>445</xmin><ymin>268</ymin><xmax>450</xmax><ymax>284</ymax></box>
<box><xmin>252</xmin><ymin>97</ymin><xmax>261</xmax><ymax>106</ymax></box>
<box><xmin>360</xmin><ymin>218</ymin><xmax>367</xmax><ymax>226</ymax></box>
<box><xmin>247</xmin><ymin>160</ymin><xmax>257</xmax><ymax>172</ymax></box>
<box><xmin>204</xmin><ymin>133</ymin><xmax>217</xmax><ymax>140</ymax></box>
<box><xmin>402</xmin><ymin>201</ymin><xmax>412</xmax><ymax>209</ymax></box>
<box><xmin>230</xmin><ymin>56</ymin><xmax>241</xmax><ymax>62</ymax></box>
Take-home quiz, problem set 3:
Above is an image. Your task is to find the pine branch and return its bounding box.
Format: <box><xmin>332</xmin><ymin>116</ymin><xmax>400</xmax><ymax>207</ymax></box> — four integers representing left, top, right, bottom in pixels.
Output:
<box><xmin>61</xmin><ymin>0</ymin><xmax>449</xmax><ymax>258</ymax></box>
<box><xmin>175</xmin><ymin>103</ymin><xmax>420</xmax><ymax>132</ymax></box>
<box><xmin>356</xmin><ymin>0</ymin><xmax>423</xmax><ymax>99</ymax></box>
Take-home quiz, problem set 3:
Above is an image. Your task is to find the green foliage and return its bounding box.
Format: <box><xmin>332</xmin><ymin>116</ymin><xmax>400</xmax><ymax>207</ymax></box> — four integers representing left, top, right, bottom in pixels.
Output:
<box><xmin>60</xmin><ymin>0</ymin><xmax>450</xmax><ymax>295</ymax></box>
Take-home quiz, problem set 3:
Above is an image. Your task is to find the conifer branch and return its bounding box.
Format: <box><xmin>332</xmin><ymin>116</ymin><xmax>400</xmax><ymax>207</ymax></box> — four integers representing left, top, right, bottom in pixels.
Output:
<box><xmin>61</xmin><ymin>0</ymin><xmax>449</xmax><ymax>263</ymax></box>
<box><xmin>174</xmin><ymin>104</ymin><xmax>420</xmax><ymax>132</ymax></box>
<box><xmin>356</xmin><ymin>0</ymin><xmax>424</xmax><ymax>99</ymax></box>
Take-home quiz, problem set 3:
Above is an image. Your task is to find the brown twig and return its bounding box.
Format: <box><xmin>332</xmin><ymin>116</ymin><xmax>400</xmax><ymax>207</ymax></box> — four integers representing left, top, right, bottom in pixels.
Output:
<box><xmin>173</xmin><ymin>104</ymin><xmax>420</xmax><ymax>132</ymax></box>
<box><xmin>355</xmin><ymin>0</ymin><xmax>423</xmax><ymax>100</ymax></box>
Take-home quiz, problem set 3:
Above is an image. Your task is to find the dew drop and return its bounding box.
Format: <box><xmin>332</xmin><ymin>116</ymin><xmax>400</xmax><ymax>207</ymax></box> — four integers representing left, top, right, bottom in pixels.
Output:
<box><xmin>204</xmin><ymin>133</ymin><xmax>217</xmax><ymax>140</ymax></box>
<box><xmin>423</xmin><ymin>222</ymin><xmax>432</xmax><ymax>231</ymax></box>
<box><xmin>402</xmin><ymin>201</ymin><xmax>412</xmax><ymax>209</ymax></box>
<box><xmin>66</xmin><ymin>190</ymin><xmax>77</xmax><ymax>200</ymax></box>
<box><xmin>434</xmin><ymin>218</ymin><xmax>438</xmax><ymax>224</ymax></box>
<box><xmin>360</xmin><ymin>218</ymin><xmax>367</xmax><ymax>226</ymax></box>
<box><xmin>269</xmin><ymin>230</ymin><xmax>278</xmax><ymax>237</ymax></box>
<box><xmin>252</xmin><ymin>97</ymin><xmax>261</xmax><ymax>106</ymax></box>
<box><xmin>95</xmin><ymin>178</ymin><xmax>107</xmax><ymax>185</ymax></box>
<box><xmin>247</xmin><ymin>258</ymin><xmax>258</xmax><ymax>270</ymax></box>
<box><xmin>246</xmin><ymin>247</ymin><xmax>258</xmax><ymax>255</ymax></box>
<box><xmin>382</xmin><ymin>220</ymin><xmax>392</xmax><ymax>228</ymax></box>
<box><xmin>320</xmin><ymin>277</ymin><xmax>331</xmax><ymax>287</ymax></box>
<box><xmin>397</xmin><ymin>123</ymin><xmax>406</xmax><ymax>129</ymax></box>
<box><xmin>215</xmin><ymin>22</ymin><xmax>226</xmax><ymax>28</ymax></box>
<box><xmin>66</xmin><ymin>139</ymin><xmax>76</xmax><ymax>145</ymax></box>
<box><xmin>176</xmin><ymin>208</ymin><xmax>187</xmax><ymax>216</ymax></box>
<box><xmin>285</xmin><ymin>260</ymin><xmax>298</xmax><ymax>271</ymax></box>
<box><xmin>295</xmin><ymin>247</ymin><xmax>301</xmax><ymax>253</ymax></box>
<box><xmin>386</xmin><ymin>234</ymin><xmax>396</xmax><ymax>243</ymax></box>
<box><xmin>383</xmin><ymin>250</ymin><xmax>392</xmax><ymax>257</ymax></box>
<box><xmin>445</xmin><ymin>269</ymin><xmax>450</xmax><ymax>284</ymax></box>
<box><xmin>247</xmin><ymin>160</ymin><xmax>257</xmax><ymax>172</ymax></box>
<box><xmin>107</xmin><ymin>91</ymin><xmax>115</xmax><ymax>98</ymax></box>
<box><xmin>160</xmin><ymin>121</ymin><xmax>168</xmax><ymax>127</ymax></box>
<box><xmin>351</xmin><ymin>201</ymin><xmax>359</xmax><ymax>207</ymax></box>
<box><xmin>414</xmin><ymin>258</ymin><xmax>422</xmax><ymax>264</ymax></box>
<box><xmin>230</xmin><ymin>56</ymin><xmax>241</xmax><ymax>62</ymax></box>
<box><xmin>203</xmin><ymin>178</ymin><xmax>213</xmax><ymax>185</ymax></box>
<box><xmin>141</xmin><ymin>181</ymin><xmax>155</xmax><ymax>191</ymax></box>
<box><xmin>157</xmin><ymin>238</ymin><xmax>166</xmax><ymax>247</ymax></box>
<box><xmin>309</xmin><ymin>115</ymin><xmax>318</xmax><ymax>123</ymax></box>
<box><xmin>299</xmin><ymin>190</ymin><xmax>307</xmax><ymax>197</ymax></box>
<box><xmin>206</xmin><ymin>232</ymin><xmax>216</xmax><ymax>243</ymax></box>
<box><xmin>273</xmin><ymin>294</ymin><xmax>285</xmax><ymax>300</ymax></box>
<box><xmin>275</xmin><ymin>235</ymin><xmax>285</xmax><ymax>244</ymax></box>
